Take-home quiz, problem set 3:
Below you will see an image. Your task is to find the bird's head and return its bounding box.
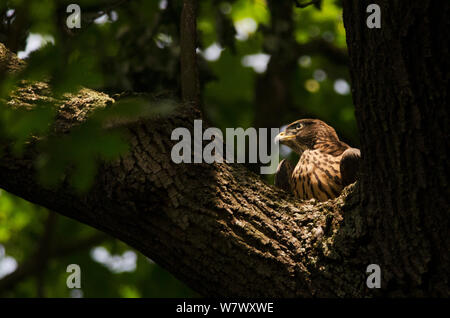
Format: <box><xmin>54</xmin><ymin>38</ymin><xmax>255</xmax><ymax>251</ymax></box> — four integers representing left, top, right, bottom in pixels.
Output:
<box><xmin>275</xmin><ymin>119</ymin><xmax>344</xmax><ymax>155</ymax></box>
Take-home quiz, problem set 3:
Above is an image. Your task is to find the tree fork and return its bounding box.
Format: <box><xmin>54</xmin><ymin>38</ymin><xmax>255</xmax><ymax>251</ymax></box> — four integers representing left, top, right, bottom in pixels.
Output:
<box><xmin>0</xmin><ymin>0</ymin><xmax>449</xmax><ymax>297</ymax></box>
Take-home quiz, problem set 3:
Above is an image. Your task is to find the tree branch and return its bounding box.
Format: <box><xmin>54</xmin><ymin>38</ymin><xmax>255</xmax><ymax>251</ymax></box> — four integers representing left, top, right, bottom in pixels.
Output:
<box><xmin>294</xmin><ymin>0</ymin><xmax>321</xmax><ymax>9</ymax></box>
<box><xmin>180</xmin><ymin>0</ymin><xmax>200</xmax><ymax>106</ymax></box>
<box><xmin>296</xmin><ymin>39</ymin><xmax>348</xmax><ymax>66</ymax></box>
<box><xmin>0</xmin><ymin>43</ymin><xmax>370</xmax><ymax>297</ymax></box>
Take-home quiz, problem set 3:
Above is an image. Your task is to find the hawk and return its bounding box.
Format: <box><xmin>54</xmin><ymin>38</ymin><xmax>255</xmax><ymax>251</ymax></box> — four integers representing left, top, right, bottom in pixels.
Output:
<box><xmin>274</xmin><ymin>119</ymin><xmax>360</xmax><ymax>201</ymax></box>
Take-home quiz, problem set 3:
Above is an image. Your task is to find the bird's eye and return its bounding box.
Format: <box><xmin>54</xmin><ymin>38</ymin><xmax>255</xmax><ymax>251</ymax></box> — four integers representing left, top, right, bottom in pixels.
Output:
<box><xmin>295</xmin><ymin>123</ymin><xmax>303</xmax><ymax>130</ymax></box>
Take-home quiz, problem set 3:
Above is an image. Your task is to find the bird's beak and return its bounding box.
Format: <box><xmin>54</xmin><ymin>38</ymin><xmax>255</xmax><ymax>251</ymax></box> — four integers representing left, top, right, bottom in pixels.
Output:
<box><xmin>275</xmin><ymin>131</ymin><xmax>296</xmax><ymax>144</ymax></box>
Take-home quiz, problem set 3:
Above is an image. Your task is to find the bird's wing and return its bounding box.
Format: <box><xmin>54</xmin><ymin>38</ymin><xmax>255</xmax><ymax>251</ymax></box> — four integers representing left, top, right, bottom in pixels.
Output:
<box><xmin>275</xmin><ymin>159</ymin><xmax>294</xmax><ymax>192</ymax></box>
<box><xmin>340</xmin><ymin>147</ymin><xmax>361</xmax><ymax>187</ymax></box>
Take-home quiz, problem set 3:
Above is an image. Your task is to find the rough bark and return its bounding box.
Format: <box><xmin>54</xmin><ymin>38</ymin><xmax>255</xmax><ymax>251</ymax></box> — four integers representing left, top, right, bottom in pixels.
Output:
<box><xmin>342</xmin><ymin>0</ymin><xmax>449</xmax><ymax>295</ymax></box>
<box><xmin>0</xmin><ymin>0</ymin><xmax>449</xmax><ymax>297</ymax></box>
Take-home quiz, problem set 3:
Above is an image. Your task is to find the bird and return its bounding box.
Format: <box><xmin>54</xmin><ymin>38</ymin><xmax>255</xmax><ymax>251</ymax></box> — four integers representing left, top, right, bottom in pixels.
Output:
<box><xmin>274</xmin><ymin>119</ymin><xmax>360</xmax><ymax>202</ymax></box>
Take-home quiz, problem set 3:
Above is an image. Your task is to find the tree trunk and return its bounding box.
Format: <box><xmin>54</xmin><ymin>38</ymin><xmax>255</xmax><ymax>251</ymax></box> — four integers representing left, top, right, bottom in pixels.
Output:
<box><xmin>0</xmin><ymin>0</ymin><xmax>448</xmax><ymax>297</ymax></box>
<box><xmin>342</xmin><ymin>0</ymin><xmax>449</xmax><ymax>296</ymax></box>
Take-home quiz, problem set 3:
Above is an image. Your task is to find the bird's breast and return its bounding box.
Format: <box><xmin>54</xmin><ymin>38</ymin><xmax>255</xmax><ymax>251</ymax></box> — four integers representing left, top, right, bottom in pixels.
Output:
<box><xmin>290</xmin><ymin>150</ymin><xmax>343</xmax><ymax>201</ymax></box>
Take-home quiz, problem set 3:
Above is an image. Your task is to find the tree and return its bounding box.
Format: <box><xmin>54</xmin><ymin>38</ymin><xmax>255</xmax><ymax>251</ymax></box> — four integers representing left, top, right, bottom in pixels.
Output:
<box><xmin>0</xmin><ymin>0</ymin><xmax>448</xmax><ymax>297</ymax></box>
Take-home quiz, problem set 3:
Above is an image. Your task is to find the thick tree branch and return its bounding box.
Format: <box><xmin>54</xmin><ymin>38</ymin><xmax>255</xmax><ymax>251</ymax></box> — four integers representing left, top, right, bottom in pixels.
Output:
<box><xmin>0</xmin><ymin>43</ymin><xmax>372</xmax><ymax>297</ymax></box>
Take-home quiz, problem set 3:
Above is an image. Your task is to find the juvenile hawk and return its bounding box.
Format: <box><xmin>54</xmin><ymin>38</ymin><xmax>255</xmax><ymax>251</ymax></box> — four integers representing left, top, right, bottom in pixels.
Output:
<box><xmin>275</xmin><ymin>119</ymin><xmax>360</xmax><ymax>201</ymax></box>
